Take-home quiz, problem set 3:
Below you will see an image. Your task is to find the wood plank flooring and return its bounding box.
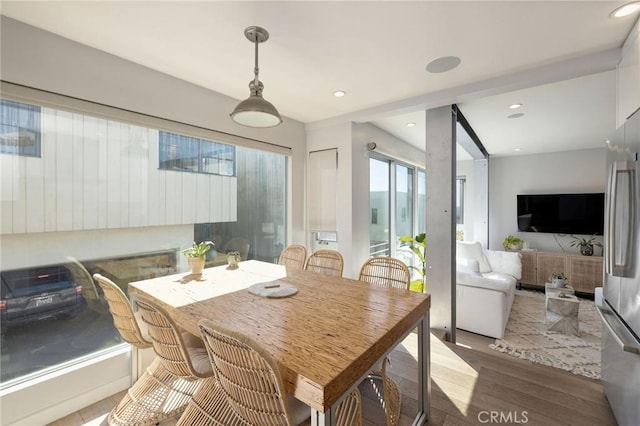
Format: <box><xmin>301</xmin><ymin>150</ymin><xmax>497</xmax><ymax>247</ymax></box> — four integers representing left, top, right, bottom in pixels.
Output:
<box><xmin>47</xmin><ymin>331</ymin><xmax>616</xmax><ymax>426</ymax></box>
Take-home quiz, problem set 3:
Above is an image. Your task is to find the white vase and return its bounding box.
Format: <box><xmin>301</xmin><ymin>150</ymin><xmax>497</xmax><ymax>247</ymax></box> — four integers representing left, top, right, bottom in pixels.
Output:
<box><xmin>552</xmin><ymin>278</ymin><xmax>565</xmax><ymax>288</ymax></box>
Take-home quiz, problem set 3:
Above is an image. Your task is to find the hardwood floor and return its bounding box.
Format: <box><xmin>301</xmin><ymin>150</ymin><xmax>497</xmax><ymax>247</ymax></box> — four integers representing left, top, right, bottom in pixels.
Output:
<box><xmin>48</xmin><ymin>331</ymin><xmax>616</xmax><ymax>426</ymax></box>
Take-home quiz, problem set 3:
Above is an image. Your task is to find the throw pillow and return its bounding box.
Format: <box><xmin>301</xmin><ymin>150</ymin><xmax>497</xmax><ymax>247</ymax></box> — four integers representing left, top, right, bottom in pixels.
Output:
<box><xmin>456</xmin><ymin>241</ymin><xmax>492</xmax><ymax>273</ymax></box>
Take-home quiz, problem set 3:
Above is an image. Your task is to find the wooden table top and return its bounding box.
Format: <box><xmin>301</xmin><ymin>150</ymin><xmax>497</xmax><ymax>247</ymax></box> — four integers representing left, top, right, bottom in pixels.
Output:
<box><xmin>129</xmin><ymin>260</ymin><xmax>431</xmax><ymax>413</ymax></box>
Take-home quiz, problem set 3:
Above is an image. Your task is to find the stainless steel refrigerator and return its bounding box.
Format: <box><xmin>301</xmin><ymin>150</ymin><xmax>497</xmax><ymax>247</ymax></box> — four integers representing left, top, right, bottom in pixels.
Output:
<box><xmin>600</xmin><ymin>107</ymin><xmax>640</xmax><ymax>426</ymax></box>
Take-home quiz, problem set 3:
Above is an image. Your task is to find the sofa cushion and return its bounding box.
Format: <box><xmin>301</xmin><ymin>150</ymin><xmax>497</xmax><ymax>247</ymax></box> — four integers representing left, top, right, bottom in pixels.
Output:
<box><xmin>456</xmin><ymin>241</ymin><xmax>492</xmax><ymax>273</ymax></box>
<box><xmin>485</xmin><ymin>250</ymin><xmax>522</xmax><ymax>279</ymax></box>
<box><xmin>457</xmin><ymin>270</ymin><xmax>516</xmax><ymax>296</ymax></box>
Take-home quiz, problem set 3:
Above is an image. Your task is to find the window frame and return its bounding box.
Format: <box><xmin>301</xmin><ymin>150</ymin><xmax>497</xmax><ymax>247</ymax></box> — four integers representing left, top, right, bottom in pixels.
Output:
<box><xmin>158</xmin><ymin>131</ymin><xmax>236</xmax><ymax>176</ymax></box>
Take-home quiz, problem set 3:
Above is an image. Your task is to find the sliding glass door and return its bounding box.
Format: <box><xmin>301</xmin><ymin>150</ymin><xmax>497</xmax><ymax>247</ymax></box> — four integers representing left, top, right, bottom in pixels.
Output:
<box><xmin>369</xmin><ymin>155</ymin><xmax>423</xmax><ymax>259</ymax></box>
<box><xmin>395</xmin><ymin>164</ymin><xmax>414</xmax><ymax>250</ymax></box>
<box><xmin>369</xmin><ymin>158</ymin><xmax>390</xmax><ymax>256</ymax></box>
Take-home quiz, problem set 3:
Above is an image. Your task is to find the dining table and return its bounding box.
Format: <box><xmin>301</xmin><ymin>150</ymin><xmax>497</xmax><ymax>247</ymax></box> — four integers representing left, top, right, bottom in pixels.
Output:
<box><xmin>128</xmin><ymin>259</ymin><xmax>431</xmax><ymax>425</ymax></box>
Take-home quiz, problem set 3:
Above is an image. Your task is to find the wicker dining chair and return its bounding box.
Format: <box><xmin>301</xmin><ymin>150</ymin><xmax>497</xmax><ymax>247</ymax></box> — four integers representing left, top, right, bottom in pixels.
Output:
<box><xmin>94</xmin><ymin>274</ymin><xmax>210</xmax><ymax>426</ymax></box>
<box><xmin>93</xmin><ymin>273</ymin><xmax>152</xmax><ymax>351</ymax></box>
<box><xmin>177</xmin><ymin>319</ymin><xmax>362</xmax><ymax>426</ymax></box>
<box><xmin>304</xmin><ymin>249</ymin><xmax>344</xmax><ymax>277</ymax></box>
<box><xmin>358</xmin><ymin>256</ymin><xmax>411</xmax><ymax>290</ymax></box>
<box><xmin>277</xmin><ymin>244</ymin><xmax>307</xmax><ymax>270</ymax></box>
<box><xmin>357</xmin><ymin>256</ymin><xmax>408</xmax><ymax>426</ymax></box>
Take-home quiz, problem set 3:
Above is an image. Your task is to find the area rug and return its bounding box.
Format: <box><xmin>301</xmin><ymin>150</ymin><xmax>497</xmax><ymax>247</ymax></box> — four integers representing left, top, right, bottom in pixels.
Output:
<box><xmin>489</xmin><ymin>289</ymin><xmax>601</xmax><ymax>379</ymax></box>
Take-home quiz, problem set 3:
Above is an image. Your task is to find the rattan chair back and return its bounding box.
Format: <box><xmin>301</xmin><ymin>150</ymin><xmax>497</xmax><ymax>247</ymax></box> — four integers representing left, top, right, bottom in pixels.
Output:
<box><xmin>358</xmin><ymin>257</ymin><xmax>411</xmax><ymax>290</ymax></box>
<box><xmin>135</xmin><ymin>298</ymin><xmax>210</xmax><ymax>379</ymax></box>
<box><xmin>278</xmin><ymin>245</ymin><xmax>307</xmax><ymax>270</ymax></box>
<box><xmin>304</xmin><ymin>249</ymin><xmax>344</xmax><ymax>277</ymax></box>
<box><xmin>93</xmin><ymin>273</ymin><xmax>152</xmax><ymax>349</ymax></box>
<box><xmin>196</xmin><ymin>319</ymin><xmax>361</xmax><ymax>426</ymax></box>
<box><xmin>199</xmin><ymin>319</ymin><xmax>294</xmax><ymax>425</ymax></box>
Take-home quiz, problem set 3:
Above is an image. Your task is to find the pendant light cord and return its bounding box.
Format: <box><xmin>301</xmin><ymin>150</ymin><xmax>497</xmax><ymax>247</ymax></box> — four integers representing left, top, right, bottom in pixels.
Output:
<box><xmin>253</xmin><ymin>37</ymin><xmax>260</xmax><ymax>90</ymax></box>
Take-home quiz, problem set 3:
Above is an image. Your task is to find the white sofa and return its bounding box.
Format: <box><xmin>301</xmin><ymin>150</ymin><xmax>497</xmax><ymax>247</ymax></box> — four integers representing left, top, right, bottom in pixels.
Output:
<box><xmin>456</xmin><ymin>241</ymin><xmax>522</xmax><ymax>339</ymax></box>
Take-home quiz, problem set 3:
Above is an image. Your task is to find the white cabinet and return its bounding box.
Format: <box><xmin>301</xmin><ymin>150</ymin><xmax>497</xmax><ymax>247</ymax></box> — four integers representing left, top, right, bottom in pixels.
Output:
<box><xmin>617</xmin><ymin>19</ymin><xmax>640</xmax><ymax>128</ymax></box>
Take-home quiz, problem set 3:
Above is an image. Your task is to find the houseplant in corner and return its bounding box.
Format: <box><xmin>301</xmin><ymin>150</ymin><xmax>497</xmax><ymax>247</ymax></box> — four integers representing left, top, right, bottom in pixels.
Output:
<box><xmin>502</xmin><ymin>235</ymin><xmax>523</xmax><ymax>251</ymax></box>
<box><xmin>569</xmin><ymin>234</ymin><xmax>603</xmax><ymax>256</ymax></box>
<box><xmin>182</xmin><ymin>241</ymin><xmax>214</xmax><ymax>275</ymax></box>
<box><xmin>398</xmin><ymin>233</ymin><xmax>426</xmax><ymax>292</ymax></box>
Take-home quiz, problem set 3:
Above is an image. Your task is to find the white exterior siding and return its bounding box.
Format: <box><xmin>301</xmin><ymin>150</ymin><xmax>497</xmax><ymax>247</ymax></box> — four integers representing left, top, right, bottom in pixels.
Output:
<box><xmin>0</xmin><ymin>109</ymin><xmax>237</xmax><ymax>235</ymax></box>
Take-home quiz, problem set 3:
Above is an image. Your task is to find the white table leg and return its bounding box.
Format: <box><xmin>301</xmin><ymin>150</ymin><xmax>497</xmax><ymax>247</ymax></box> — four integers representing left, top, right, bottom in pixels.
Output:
<box><xmin>413</xmin><ymin>312</ymin><xmax>430</xmax><ymax>426</ymax></box>
<box><xmin>312</xmin><ymin>407</ymin><xmax>336</xmax><ymax>426</ymax></box>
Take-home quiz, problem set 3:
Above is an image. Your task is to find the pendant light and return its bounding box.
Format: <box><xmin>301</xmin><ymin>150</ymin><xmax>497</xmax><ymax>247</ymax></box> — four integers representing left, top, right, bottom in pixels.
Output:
<box><xmin>230</xmin><ymin>26</ymin><xmax>282</xmax><ymax>128</ymax></box>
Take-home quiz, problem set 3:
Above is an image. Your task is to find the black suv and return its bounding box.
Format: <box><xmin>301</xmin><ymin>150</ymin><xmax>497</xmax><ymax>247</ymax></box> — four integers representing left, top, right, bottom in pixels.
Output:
<box><xmin>1</xmin><ymin>265</ymin><xmax>84</xmax><ymax>333</ymax></box>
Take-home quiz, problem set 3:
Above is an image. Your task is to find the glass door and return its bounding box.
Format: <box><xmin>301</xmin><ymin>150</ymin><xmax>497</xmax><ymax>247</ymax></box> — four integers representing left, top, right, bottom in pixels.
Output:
<box><xmin>395</xmin><ymin>164</ymin><xmax>414</xmax><ymax>251</ymax></box>
<box><xmin>369</xmin><ymin>158</ymin><xmax>390</xmax><ymax>256</ymax></box>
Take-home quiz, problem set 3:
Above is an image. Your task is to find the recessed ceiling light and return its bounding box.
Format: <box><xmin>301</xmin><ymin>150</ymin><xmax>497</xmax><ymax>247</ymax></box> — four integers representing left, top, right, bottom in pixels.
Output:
<box><xmin>509</xmin><ymin>103</ymin><xmax>523</xmax><ymax>109</ymax></box>
<box><xmin>514</xmin><ymin>148</ymin><xmax>521</xmax><ymax>152</ymax></box>
<box><xmin>606</xmin><ymin>139</ymin><xmax>611</xmax><ymax>144</ymax></box>
<box><xmin>610</xmin><ymin>1</ymin><xmax>640</xmax><ymax>18</ymax></box>
<box><xmin>406</xmin><ymin>122</ymin><xmax>416</xmax><ymax>127</ymax></box>
<box><xmin>333</xmin><ymin>90</ymin><xmax>346</xmax><ymax>98</ymax></box>
<box><xmin>507</xmin><ymin>113</ymin><xmax>525</xmax><ymax>119</ymax></box>
<box><xmin>426</xmin><ymin>56</ymin><xmax>461</xmax><ymax>73</ymax></box>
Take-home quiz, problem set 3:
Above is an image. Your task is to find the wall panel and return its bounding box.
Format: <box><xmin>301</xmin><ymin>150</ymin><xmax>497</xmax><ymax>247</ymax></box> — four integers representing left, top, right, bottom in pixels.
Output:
<box><xmin>43</xmin><ymin>109</ymin><xmax>57</xmax><ymax>232</ymax></box>
<box><xmin>82</xmin><ymin>116</ymin><xmax>99</xmax><ymax>230</ymax></box>
<box><xmin>56</xmin><ymin>110</ymin><xmax>73</xmax><ymax>231</ymax></box>
<box><xmin>25</xmin><ymin>155</ymin><xmax>45</xmax><ymax>233</ymax></box>
<box><xmin>1</xmin><ymin>109</ymin><xmax>238</xmax><ymax>234</ymax></box>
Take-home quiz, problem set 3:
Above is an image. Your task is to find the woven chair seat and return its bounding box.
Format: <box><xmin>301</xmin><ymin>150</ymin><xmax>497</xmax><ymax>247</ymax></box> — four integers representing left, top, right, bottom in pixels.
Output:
<box><xmin>94</xmin><ymin>274</ymin><xmax>206</xmax><ymax>426</ymax></box>
<box><xmin>108</xmin><ymin>358</ymin><xmax>202</xmax><ymax>426</ymax></box>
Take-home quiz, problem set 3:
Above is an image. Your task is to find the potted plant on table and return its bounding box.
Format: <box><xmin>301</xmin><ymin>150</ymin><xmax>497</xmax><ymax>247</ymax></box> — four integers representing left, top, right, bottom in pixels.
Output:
<box><xmin>226</xmin><ymin>251</ymin><xmax>241</xmax><ymax>270</ymax></box>
<box><xmin>569</xmin><ymin>234</ymin><xmax>603</xmax><ymax>256</ymax></box>
<box><xmin>549</xmin><ymin>272</ymin><xmax>567</xmax><ymax>288</ymax></box>
<box><xmin>182</xmin><ymin>241</ymin><xmax>214</xmax><ymax>275</ymax></box>
<box><xmin>398</xmin><ymin>233</ymin><xmax>426</xmax><ymax>293</ymax></box>
<box><xmin>502</xmin><ymin>235</ymin><xmax>523</xmax><ymax>251</ymax></box>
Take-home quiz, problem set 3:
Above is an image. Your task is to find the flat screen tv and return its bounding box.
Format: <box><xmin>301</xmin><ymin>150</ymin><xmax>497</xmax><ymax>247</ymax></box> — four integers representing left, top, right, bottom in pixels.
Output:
<box><xmin>517</xmin><ymin>193</ymin><xmax>605</xmax><ymax>235</ymax></box>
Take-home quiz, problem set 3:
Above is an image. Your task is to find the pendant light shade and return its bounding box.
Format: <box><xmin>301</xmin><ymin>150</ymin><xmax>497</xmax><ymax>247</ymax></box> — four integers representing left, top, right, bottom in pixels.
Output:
<box><xmin>231</xmin><ymin>26</ymin><xmax>282</xmax><ymax>128</ymax></box>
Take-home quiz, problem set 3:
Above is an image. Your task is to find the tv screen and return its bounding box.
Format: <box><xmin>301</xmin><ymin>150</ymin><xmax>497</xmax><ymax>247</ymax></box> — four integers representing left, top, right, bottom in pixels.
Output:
<box><xmin>517</xmin><ymin>193</ymin><xmax>605</xmax><ymax>235</ymax></box>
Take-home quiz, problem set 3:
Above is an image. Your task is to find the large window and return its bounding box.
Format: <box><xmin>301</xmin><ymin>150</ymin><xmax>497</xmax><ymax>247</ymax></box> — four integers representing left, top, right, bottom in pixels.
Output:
<box><xmin>194</xmin><ymin>147</ymin><xmax>287</xmax><ymax>263</ymax></box>
<box><xmin>369</xmin><ymin>156</ymin><xmax>425</xmax><ymax>289</ymax></box>
<box><xmin>0</xmin><ymin>97</ymin><xmax>288</xmax><ymax>391</ymax></box>
<box><xmin>0</xmin><ymin>99</ymin><xmax>41</xmax><ymax>157</ymax></box>
<box><xmin>396</xmin><ymin>164</ymin><xmax>414</xmax><ymax>247</ymax></box>
<box><xmin>369</xmin><ymin>158</ymin><xmax>390</xmax><ymax>256</ymax></box>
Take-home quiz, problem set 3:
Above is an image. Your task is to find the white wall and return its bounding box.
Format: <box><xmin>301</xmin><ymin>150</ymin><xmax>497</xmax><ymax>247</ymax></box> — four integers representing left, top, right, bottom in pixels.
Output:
<box><xmin>0</xmin><ymin>110</ymin><xmax>238</xmax><ymax>235</ymax></box>
<box><xmin>489</xmin><ymin>148</ymin><xmax>607</xmax><ymax>253</ymax></box>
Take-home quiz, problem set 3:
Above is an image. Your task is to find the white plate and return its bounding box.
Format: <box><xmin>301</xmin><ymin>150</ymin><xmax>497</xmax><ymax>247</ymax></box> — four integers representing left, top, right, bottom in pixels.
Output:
<box><xmin>248</xmin><ymin>281</ymin><xmax>298</xmax><ymax>298</ymax></box>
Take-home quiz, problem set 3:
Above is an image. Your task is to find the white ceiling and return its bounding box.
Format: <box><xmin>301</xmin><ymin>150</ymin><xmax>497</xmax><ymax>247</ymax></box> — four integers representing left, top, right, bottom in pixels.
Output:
<box><xmin>2</xmin><ymin>1</ymin><xmax>638</xmax><ymax>158</ymax></box>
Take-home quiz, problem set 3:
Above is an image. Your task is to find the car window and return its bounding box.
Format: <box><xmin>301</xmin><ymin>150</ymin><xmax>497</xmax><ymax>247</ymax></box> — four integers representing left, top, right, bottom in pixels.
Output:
<box><xmin>1</xmin><ymin>266</ymin><xmax>74</xmax><ymax>298</ymax></box>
